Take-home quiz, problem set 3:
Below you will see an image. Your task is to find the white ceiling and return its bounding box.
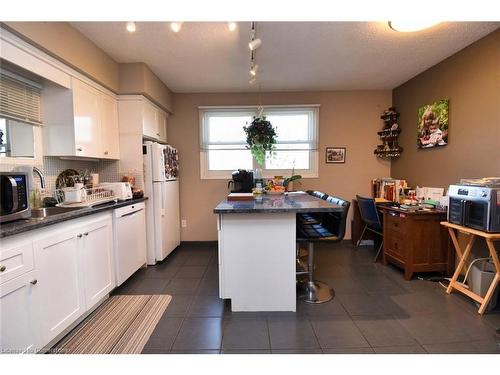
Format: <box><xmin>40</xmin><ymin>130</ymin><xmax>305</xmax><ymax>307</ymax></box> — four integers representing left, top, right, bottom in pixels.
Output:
<box><xmin>71</xmin><ymin>22</ymin><xmax>498</xmax><ymax>93</ymax></box>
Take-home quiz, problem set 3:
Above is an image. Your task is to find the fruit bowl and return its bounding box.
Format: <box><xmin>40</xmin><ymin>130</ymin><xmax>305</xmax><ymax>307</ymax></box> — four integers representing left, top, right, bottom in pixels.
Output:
<box><xmin>266</xmin><ymin>189</ymin><xmax>285</xmax><ymax>195</ymax></box>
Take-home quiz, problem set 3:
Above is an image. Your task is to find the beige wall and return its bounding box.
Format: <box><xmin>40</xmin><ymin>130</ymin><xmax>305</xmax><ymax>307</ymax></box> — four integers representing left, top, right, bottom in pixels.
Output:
<box><xmin>391</xmin><ymin>29</ymin><xmax>500</xmax><ymax>188</ymax></box>
<box><xmin>4</xmin><ymin>22</ymin><xmax>173</xmax><ymax>111</ymax></box>
<box><xmin>4</xmin><ymin>22</ymin><xmax>120</xmax><ymax>91</ymax></box>
<box><xmin>168</xmin><ymin>91</ymin><xmax>392</xmax><ymax>241</ymax></box>
<box><xmin>119</xmin><ymin>63</ymin><xmax>173</xmax><ymax>113</ymax></box>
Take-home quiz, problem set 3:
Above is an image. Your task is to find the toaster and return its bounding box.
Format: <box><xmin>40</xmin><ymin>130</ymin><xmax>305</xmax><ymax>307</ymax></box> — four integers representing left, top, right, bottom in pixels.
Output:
<box><xmin>101</xmin><ymin>182</ymin><xmax>133</xmax><ymax>201</ymax></box>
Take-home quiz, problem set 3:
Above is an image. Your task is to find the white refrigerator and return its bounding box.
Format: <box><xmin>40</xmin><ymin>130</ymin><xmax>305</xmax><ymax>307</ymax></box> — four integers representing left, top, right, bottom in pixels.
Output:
<box><xmin>143</xmin><ymin>141</ymin><xmax>181</xmax><ymax>265</ymax></box>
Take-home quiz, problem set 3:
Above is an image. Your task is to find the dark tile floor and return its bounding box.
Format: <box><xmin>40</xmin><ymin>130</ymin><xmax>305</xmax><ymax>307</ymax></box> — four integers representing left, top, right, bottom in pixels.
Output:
<box><xmin>111</xmin><ymin>242</ymin><xmax>500</xmax><ymax>354</ymax></box>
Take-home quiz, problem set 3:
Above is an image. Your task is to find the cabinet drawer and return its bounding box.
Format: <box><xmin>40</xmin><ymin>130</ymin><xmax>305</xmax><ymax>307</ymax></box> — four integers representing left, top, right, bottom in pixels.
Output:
<box><xmin>0</xmin><ymin>241</ymin><xmax>34</xmax><ymax>285</ymax></box>
<box><xmin>385</xmin><ymin>213</ymin><xmax>406</xmax><ymax>234</ymax></box>
<box><xmin>384</xmin><ymin>231</ymin><xmax>406</xmax><ymax>260</ymax></box>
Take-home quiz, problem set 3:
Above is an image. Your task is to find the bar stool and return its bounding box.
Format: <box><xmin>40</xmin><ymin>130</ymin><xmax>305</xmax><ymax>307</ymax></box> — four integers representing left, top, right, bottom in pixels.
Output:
<box><xmin>296</xmin><ymin>196</ymin><xmax>350</xmax><ymax>303</ymax></box>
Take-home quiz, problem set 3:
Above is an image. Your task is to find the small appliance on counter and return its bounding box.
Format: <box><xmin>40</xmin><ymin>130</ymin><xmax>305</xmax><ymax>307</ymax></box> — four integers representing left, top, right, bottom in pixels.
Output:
<box><xmin>0</xmin><ymin>171</ymin><xmax>30</xmax><ymax>223</ymax></box>
<box><xmin>448</xmin><ymin>177</ymin><xmax>500</xmax><ymax>233</ymax></box>
<box><xmin>100</xmin><ymin>182</ymin><xmax>133</xmax><ymax>201</ymax></box>
<box><xmin>227</xmin><ymin>169</ymin><xmax>254</xmax><ymax>193</ymax></box>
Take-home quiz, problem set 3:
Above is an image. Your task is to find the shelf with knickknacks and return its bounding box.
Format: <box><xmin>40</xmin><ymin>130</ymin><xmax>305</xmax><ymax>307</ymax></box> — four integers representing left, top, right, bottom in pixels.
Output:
<box><xmin>374</xmin><ymin>106</ymin><xmax>403</xmax><ymax>159</ymax></box>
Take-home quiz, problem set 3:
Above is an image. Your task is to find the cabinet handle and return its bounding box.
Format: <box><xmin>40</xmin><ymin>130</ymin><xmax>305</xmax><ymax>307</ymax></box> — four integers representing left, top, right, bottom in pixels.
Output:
<box><xmin>156</xmin><ymin>133</ymin><xmax>160</xmax><ymax>137</ymax></box>
<box><xmin>104</xmin><ymin>151</ymin><xmax>109</xmax><ymax>155</ymax></box>
<box><xmin>84</xmin><ymin>232</ymin><xmax>89</xmax><ymax>236</ymax></box>
<box><xmin>77</xmin><ymin>147</ymin><xmax>83</xmax><ymax>152</ymax></box>
<box><xmin>0</xmin><ymin>265</ymin><xmax>6</xmax><ymax>272</ymax></box>
<box><xmin>77</xmin><ymin>234</ymin><xmax>83</xmax><ymax>238</ymax></box>
<box><xmin>30</xmin><ymin>279</ymin><xmax>38</xmax><ymax>285</ymax></box>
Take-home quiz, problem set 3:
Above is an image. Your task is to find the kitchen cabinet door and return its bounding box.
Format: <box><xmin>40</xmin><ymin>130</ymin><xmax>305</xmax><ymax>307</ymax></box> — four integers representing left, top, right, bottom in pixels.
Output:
<box><xmin>0</xmin><ymin>271</ymin><xmax>42</xmax><ymax>353</ymax></box>
<box><xmin>157</xmin><ymin>109</ymin><xmax>167</xmax><ymax>143</ymax></box>
<box><xmin>72</xmin><ymin>78</ymin><xmax>102</xmax><ymax>157</ymax></box>
<box><xmin>142</xmin><ymin>101</ymin><xmax>158</xmax><ymax>140</ymax></box>
<box><xmin>99</xmin><ymin>93</ymin><xmax>120</xmax><ymax>159</ymax></box>
<box><xmin>81</xmin><ymin>217</ymin><xmax>115</xmax><ymax>310</ymax></box>
<box><xmin>34</xmin><ymin>229</ymin><xmax>86</xmax><ymax>345</ymax></box>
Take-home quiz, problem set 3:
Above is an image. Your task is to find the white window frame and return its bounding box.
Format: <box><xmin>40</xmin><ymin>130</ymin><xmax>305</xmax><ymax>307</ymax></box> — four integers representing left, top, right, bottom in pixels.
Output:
<box><xmin>199</xmin><ymin>105</ymin><xmax>319</xmax><ymax>180</ymax></box>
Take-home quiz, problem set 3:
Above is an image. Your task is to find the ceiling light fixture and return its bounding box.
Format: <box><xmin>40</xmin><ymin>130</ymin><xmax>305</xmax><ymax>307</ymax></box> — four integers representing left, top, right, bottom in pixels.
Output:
<box><xmin>249</xmin><ymin>76</ymin><xmax>257</xmax><ymax>86</ymax></box>
<box><xmin>126</xmin><ymin>21</ymin><xmax>136</xmax><ymax>33</ymax></box>
<box><xmin>170</xmin><ymin>22</ymin><xmax>184</xmax><ymax>33</ymax></box>
<box><xmin>250</xmin><ymin>64</ymin><xmax>259</xmax><ymax>76</ymax></box>
<box><xmin>388</xmin><ymin>20</ymin><xmax>440</xmax><ymax>32</ymax></box>
<box><xmin>248</xmin><ymin>22</ymin><xmax>262</xmax><ymax>50</ymax></box>
<box><xmin>227</xmin><ymin>22</ymin><xmax>237</xmax><ymax>32</ymax></box>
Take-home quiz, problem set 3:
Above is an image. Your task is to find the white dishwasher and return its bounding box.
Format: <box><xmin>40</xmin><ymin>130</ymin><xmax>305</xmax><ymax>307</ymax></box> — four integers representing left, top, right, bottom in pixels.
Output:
<box><xmin>113</xmin><ymin>202</ymin><xmax>147</xmax><ymax>286</ymax></box>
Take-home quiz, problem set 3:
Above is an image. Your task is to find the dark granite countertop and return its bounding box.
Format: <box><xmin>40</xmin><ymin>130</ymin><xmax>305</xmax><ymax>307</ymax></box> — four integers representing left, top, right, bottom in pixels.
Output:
<box><xmin>0</xmin><ymin>197</ymin><xmax>148</xmax><ymax>239</ymax></box>
<box><xmin>214</xmin><ymin>192</ymin><xmax>344</xmax><ymax>214</ymax></box>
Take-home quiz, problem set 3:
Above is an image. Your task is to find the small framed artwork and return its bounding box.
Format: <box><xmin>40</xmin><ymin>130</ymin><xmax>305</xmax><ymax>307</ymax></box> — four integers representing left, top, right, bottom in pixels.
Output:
<box><xmin>326</xmin><ymin>147</ymin><xmax>346</xmax><ymax>164</ymax></box>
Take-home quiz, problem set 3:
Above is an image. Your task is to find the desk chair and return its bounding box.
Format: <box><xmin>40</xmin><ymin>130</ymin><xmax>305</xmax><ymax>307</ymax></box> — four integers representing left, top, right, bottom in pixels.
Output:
<box><xmin>356</xmin><ymin>195</ymin><xmax>384</xmax><ymax>262</ymax></box>
<box><xmin>296</xmin><ymin>196</ymin><xmax>350</xmax><ymax>303</ymax></box>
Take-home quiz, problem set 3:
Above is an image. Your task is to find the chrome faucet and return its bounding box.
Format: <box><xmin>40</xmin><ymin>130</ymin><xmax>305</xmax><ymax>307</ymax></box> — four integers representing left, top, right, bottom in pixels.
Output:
<box><xmin>33</xmin><ymin>166</ymin><xmax>46</xmax><ymax>189</ymax></box>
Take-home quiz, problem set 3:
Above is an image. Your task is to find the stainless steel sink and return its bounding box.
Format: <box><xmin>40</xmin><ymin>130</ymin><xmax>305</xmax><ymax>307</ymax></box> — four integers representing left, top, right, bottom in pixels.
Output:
<box><xmin>31</xmin><ymin>206</ymin><xmax>83</xmax><ymax>220</ymax></box>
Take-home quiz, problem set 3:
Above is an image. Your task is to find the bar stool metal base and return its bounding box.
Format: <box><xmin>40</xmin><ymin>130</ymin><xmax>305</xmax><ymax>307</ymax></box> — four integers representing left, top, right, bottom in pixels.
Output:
<box><xmin>297</xmin><ymin>280</ymin><xmax>334</xmax><ymax>304</ymax></box>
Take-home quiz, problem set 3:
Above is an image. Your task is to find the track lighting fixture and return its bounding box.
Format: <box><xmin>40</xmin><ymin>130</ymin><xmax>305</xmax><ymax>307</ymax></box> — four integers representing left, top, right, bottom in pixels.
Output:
<box><xmin>170</xmin><ymin>22</ymin><xmax>184</xmax><ymax>33</ymax></box>
<box><xmin>227</xmin><ymin>22</ymin><xmax>237</xmax><ymax>32</ymax></box>
<box><xmin>248</xmin><ymin>22</ymin><xmax>262</xmax><ymax>50</ymax></box>
<box><xmin>126</xmin><ymin>22</ymin><xmax>136</xmax><ymax>33</ymax></box>
<box><xmin>250</xmin><ymin>64</ymin><xmax>259</xmax><ymax>76</ymax></box>
<box><xmin>249</xmin><ymin>76</ymin><xmax>257</xmax><ymax>85</ymax></box>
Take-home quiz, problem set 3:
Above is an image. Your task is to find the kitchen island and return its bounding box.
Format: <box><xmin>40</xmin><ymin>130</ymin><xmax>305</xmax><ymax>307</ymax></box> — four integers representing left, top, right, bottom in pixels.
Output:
<box><xmin>213</xmin><ymin>192</ymin><xmax>343</xmax><ymax>312</ymax></box>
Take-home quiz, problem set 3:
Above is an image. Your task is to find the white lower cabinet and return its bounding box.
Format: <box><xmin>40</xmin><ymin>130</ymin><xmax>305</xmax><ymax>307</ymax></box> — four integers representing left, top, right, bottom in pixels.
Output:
<box><xmin>0</xmin><ymin>212</ymin><xmax>116</xmax><ymax>353</ymax></box>
<box><xmin>80</xmin><ymin>217</ymin><xmax>114</xmax><ymax>310</ymax></box>
<box><xmin>34</xmin><ymin>228</ymin><xmax>86</xmax><ymax>345</ymax></box>
<box><xmin>0</xmin><ymin>270</ymin><xmax>41</xmax><ymax>353</ymax></box>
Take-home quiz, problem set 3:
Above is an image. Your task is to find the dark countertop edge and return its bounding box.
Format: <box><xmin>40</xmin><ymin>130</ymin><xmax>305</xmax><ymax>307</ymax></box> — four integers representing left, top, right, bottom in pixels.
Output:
<box><xmin>0</xmin><ymin>197</ymin><xmax>148</xmax><ymax>239</ymax></box>
<box><xmin>213</xmin><ymin>207</ymin><xmax>342</xmax><ymax>214</ymax></box>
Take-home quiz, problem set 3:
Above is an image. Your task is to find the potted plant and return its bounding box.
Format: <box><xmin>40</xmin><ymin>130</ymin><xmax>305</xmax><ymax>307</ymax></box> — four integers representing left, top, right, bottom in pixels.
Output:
<box><xmin>243</xmin><ymin>115</ymin><xmax>277</xmax><ymax>166</ymax></box>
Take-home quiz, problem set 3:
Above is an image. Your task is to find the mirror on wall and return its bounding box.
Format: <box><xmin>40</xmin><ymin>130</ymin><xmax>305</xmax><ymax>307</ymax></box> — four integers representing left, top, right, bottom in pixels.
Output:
<box><xmin>0</xmin><ymin>117</ymin><xmax>35</xmax><ymax>158</ymax></box>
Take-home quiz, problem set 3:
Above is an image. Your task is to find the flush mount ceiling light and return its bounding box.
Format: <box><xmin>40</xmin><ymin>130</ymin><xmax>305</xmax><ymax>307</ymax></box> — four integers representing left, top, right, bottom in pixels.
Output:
<box><xmin>126</xmin><ymin>21</ymin><xmax>136</xmax><ymax>33</ymax></box>
<box><xmin>170</xmin><ymin>22</ymin><xmax>184</xmax><ymax>33</ymax></box>
<box><xmin>388</xmin><ymin>20</ymin><xmax>440</xmax><ymax>32</ymax></box>
<box><xmin>227</xmin><ymin>22</ymin><xmax>237</xmax><ymax>32</ymax></box>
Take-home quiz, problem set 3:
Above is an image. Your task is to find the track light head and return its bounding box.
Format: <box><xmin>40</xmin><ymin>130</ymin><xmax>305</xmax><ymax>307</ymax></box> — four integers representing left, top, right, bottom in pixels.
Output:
<box><xmin>249</xmin><ymin>76</ymin><xmax>258</xmax><ymax>85</ymax></box>
<box><xmin>170</xmin><ymin>22</ymin><xmax>184</xmax><ymax>33</ymax></box>
<box><xmin>126</xmin><ymin>22</ymin><xmax>136</xmax><ymax>33</ymax></box>
<box><xmin>248</xmin><ymin>38</ymin><xmax>262</xmax><ymax>51</ymax></box>
<box><xmin>250</xmin><ymin>64</ymin><xmax>259</xmax><ymax>76</ymax></box>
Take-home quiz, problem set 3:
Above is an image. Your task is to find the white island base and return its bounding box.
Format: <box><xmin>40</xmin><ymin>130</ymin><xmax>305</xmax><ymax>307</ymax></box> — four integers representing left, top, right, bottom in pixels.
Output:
<box><xmin>217</xmin><ymin>213</ymin><xmax>296</xmax><ymax>311</ymax></box>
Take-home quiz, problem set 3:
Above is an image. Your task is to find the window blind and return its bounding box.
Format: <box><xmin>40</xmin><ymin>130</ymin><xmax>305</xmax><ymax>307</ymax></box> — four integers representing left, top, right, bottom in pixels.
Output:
<box><xmin>0</xmin><ymin>70</ymin><xmax>43</xmax><ymax>126</ymax></box>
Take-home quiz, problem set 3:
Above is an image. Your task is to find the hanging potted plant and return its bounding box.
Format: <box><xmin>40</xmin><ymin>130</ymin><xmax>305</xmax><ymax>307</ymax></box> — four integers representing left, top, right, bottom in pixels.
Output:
<box><xmin>243</xmin><ymin>115</ymin><xmax>277</xmax><ymax>166</ymax></box>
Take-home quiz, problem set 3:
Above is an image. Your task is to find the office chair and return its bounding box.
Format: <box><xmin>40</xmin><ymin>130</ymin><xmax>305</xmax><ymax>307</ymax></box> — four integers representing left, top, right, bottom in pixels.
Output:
<box><xmin>296</xmin><ymin>195</ymin><xmax>350</xmax><ymax>303</ymax></box>
<box><xmin>355</xmin><ymin>195</ymin><xmax>384</xmax><ymax>262</ymax></box>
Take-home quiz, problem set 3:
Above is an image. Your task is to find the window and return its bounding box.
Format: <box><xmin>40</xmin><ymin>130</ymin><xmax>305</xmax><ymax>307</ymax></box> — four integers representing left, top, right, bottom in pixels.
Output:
<box><xmin>200</xmin><ymin>106</ymin><xmax>319</xmax><ymax>179</ymax></box>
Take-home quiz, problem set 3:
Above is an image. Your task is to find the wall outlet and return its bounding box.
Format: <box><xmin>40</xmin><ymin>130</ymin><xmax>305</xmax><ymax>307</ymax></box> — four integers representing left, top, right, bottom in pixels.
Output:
<box><xmin>181</xmin><ymin>219</ymin><xmax>187</xmax><ymax>228</ymax></box>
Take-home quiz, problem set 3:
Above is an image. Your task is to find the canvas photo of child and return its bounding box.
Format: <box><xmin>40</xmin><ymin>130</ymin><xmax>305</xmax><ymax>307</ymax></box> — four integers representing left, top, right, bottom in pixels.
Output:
<box><xmin>417</xmin><ymin>99</ymin><xmax>449</xmax><ymax>149</ymax></box>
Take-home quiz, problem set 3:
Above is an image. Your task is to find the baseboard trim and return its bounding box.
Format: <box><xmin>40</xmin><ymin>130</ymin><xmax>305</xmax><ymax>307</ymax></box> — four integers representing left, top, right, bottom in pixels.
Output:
<box><xmin>180</xmin><ymin>241</ymin><xmax>218</xmax><ymax>247</ymax></box>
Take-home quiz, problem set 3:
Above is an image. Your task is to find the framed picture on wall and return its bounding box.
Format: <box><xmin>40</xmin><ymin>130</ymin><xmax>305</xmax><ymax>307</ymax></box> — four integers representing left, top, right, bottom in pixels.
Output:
<box><xmin>417</xmin><ymin>98</ymin><xmax>449</xmax><ymax>149</ymax></box>
<box><xmin>326</xmin><ymin>147</ymin><xmax>346</xmax><ymax>163</ymax></box>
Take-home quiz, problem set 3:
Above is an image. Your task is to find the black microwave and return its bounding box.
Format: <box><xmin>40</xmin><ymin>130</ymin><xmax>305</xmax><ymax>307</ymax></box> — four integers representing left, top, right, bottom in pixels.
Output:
<box><xmin>448</xmin><ymin>184</ymin><xmax>500</xmax><ymax>233</ymax></box>
<box><xmin>0</xmin><ymin>172</ymin><xmax>31</xmax><ymax>223</ymax></box>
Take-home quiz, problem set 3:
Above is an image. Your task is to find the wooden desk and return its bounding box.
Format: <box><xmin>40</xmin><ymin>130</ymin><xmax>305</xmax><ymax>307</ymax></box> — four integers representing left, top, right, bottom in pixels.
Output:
<box><xmin>440</xmin><ymin>221</ymin><xmax>500</xmax><ymax>315</ymax></box>
<box><xmin>379</xmin><ymin>206</ymin><xmax>452</xmax><ymax>280</ymax></box>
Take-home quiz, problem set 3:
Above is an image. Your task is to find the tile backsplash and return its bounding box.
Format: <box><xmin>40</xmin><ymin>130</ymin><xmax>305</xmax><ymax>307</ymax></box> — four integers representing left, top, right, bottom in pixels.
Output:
<box><xmin>1</xmin><ymin>157</ymin><xmax>143</xmax><ymax>193</ymax></box>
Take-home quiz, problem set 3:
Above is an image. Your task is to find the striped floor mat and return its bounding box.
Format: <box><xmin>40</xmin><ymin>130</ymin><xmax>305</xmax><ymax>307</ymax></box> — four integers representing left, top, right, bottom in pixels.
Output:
<box><xmin>56</xmin><ymin>295</ymin><xmax>171</xmax><ymax>354</ymax></box>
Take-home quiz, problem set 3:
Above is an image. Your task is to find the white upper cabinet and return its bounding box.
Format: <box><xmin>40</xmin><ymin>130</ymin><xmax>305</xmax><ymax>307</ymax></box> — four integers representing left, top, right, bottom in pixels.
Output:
<box><xmin>157</xmin><ymin>109</ymin><xmax>167</xmax><ymax>143</ymax></box>
<box><xmin>73</xmin><ymin>78</ymin><xmax>102</xmax><ymax>158</ymax></box>
<box><xmin>142</xmin><ymin>99</ymin><xmax>168</xmax><ymax>143</ymax></box>
<box><xmin>99</xmin><ymin>93</ymin><xmax>120</xmax><ymax>159</ymax></box>
<box><xmin>43</xmin><ymin>77</ymin><xmax>120</xmax><ymax>160</ymax></box>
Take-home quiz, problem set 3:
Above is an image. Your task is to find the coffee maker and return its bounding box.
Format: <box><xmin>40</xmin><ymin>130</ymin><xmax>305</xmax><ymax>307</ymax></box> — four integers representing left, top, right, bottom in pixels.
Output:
<box><xmin>228</xmin><ymin>169</ymin><xmax>254</xmax><ymax>193</ymax></box>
